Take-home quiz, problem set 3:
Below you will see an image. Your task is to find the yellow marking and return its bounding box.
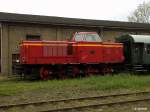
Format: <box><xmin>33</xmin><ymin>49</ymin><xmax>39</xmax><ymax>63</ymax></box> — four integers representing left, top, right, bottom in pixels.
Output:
<box><xmin>23</xmin><ymin>44</ymin><xmax>67</xmax><ymax>46</ymax></box>
<box><xmin>75</xmin><ymin>45</ymin><xmax>122</xmax><ymax>47</ymax></box>
<box><xmin>74</xmin><ymin>43</ymin><xmax>123</xmax><ymax>47</ymax></box>
<box><xmin>22</xmin><ymin>43</ymin><xmax>123</xmax><ymax>48</ymax></box>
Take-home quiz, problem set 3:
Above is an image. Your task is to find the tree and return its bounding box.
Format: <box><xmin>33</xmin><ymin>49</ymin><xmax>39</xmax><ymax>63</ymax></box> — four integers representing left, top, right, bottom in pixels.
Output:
<box><xmin>128</xmin><ymin>1</ymin><xmax>150</xmax><ymax>23</ymax></box>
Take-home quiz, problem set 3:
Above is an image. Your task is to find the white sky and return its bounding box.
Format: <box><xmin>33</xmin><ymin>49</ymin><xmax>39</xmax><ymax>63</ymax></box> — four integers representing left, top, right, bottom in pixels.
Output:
<box><xmin>0</xmin><ymin>0</ymin><xmax>149</xmax><ymax>21</ymax></box>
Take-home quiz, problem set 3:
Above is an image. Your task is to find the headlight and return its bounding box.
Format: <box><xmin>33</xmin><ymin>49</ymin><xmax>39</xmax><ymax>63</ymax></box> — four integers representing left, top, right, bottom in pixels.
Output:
<box><xmin>16</xmin><ymin>59</ymin><xmax>20</xmax><ymax>63</ymax></box>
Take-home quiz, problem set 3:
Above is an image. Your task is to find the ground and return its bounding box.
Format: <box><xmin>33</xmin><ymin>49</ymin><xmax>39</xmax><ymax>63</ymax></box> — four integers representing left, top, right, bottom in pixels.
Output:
<box><xmin>0</xmin><ymin>73</ymin><xmax>150</xmax><ymax>111</ymax></box>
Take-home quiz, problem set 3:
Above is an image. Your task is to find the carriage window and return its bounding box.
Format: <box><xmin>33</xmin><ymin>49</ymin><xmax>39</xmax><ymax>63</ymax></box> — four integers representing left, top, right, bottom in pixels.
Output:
<box><xmin>147</xmin><ymin>45</ymin><xmax>150</xmax><ymax>54</ymax></box>
<box><xmin>134</xmin><ymin>47</ymin><xmax>139</xmax><ymax>53</ymax></box>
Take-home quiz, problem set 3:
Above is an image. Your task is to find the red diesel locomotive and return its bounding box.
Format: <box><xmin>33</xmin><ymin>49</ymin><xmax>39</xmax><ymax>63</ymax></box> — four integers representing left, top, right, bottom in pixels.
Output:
<box><xmin>15</xmin><ymin>32</ymin><xmax>124</xmax><ymax>80</ymax></box>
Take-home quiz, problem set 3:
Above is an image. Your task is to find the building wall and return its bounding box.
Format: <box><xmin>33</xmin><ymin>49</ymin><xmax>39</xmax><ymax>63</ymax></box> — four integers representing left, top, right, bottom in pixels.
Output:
<box><xmin>1</xmin><ymin>24</ymin><xmax>9</xmax><ymax>75</ymax></box>
<box><xmin>101</xmin><ymin>30</ymin><xmax>144</xmax><ymax>42</ymax></box>
<box><xmin>102</xmin><ymin>31</ymin><xmax>122</xmax><ymax>41</ymax></box>
<box><xmin>0</xmin><ymin>24</ymin><xmax>1</xmax><ymax>72</ymax></box>
<box><xmin>1</xmin><ymin>23</ymin><xmax>150</xmax><ymax>74</ymax></box>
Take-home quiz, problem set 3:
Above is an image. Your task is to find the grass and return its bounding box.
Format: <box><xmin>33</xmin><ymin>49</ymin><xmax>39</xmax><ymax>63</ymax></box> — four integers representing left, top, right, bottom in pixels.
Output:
<box><xmin>0</xmin><ymin>73</ymin><xmax>150</xmax><ymax>96</ymax></box>
<box><xmin>1</xmin><ymin>74</ymin><xmax>150</xmax><ymax>111</ymax></box>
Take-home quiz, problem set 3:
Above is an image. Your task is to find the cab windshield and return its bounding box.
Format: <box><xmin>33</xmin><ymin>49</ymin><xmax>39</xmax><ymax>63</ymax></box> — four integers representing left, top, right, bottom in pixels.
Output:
<box><xmin>74</xmin><ymin>33</ymin><xmax>102</xmax><ymax>42</ymax></box>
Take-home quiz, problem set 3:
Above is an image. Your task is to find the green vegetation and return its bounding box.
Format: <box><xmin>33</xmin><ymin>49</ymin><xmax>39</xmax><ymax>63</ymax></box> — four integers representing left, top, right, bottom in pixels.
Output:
<box><xmin>0</xmin><ymin>74</ymin><xmax>150</xmax><ymax>96</ymax></box>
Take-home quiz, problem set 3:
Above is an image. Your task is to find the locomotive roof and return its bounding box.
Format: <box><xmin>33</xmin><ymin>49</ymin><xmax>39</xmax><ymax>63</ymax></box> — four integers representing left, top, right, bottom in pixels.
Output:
<box><xmin>0</xmin><ymin>12</ymin><xmax>150</xmax><ymax>30</ymax></box>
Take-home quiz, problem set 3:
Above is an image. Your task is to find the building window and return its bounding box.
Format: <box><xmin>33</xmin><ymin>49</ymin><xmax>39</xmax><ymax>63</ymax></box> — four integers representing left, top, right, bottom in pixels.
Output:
<box><xmin>12</xmin><ymin>54</ymin><xmax>20</xmax><ymax>63</ymax></box>
<box><xmin>12</xmin><ymin>54</ymin><xmax>20</xmax><ymax>74</ymax></box>
<box><xmin>26</xmin><ymin>35</ymin><xmax>41</xmax><ymax>41</ymax></box>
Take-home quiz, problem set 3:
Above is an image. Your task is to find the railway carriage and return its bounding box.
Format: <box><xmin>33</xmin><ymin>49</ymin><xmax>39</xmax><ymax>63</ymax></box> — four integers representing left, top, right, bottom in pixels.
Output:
<box><xmin>116</xmin><ymin>34</ymin><xmax>150</xmax><ymax>72</ymax></box>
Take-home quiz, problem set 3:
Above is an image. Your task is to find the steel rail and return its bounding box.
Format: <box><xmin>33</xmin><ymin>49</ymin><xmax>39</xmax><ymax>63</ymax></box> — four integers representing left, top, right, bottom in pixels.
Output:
<box><xmin>41</xmin><ymin>98</ymin><xmax>150</xmax><ymax>112</ymax></box>
<box><xmin>0</xmin><ymin>91</ymin><xmax>150</xmax><ymax>110</ymax></box>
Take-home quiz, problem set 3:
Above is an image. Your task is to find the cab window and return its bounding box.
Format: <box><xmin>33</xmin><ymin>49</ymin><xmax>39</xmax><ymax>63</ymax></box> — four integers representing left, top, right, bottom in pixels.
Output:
<box><xmin>75</xmin><ymin>33</ymin><xmax>102</xmax><ymax>42</ymax></box>
<box><xmin>75</xmin><ymin>34</ymin><xmax>84</xmax><ymax>41</ymax></box>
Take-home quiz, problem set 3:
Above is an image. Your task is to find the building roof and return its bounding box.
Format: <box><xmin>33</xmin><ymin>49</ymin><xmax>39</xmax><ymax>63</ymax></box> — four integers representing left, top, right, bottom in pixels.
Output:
<box><xmin>0</xmin><ymin>12</ymin><xmax>150</xmax><ymax>30</ymax></box>
<box><xmin>130</xmin><ymin>34</ymin><xmax>150</xmax><ymax>43</ymax></box>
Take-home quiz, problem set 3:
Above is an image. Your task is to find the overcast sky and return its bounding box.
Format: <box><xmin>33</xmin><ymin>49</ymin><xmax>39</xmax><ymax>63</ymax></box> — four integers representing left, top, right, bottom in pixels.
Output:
<box><xmin>0</xmin><ymin>0</ymin><xmax>149</xmax><ymax>21</ymax></box>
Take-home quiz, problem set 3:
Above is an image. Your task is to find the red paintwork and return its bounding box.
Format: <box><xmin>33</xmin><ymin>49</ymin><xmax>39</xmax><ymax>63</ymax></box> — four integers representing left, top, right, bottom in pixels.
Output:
<box><xmin>20</xmin><ymin>32</ymin><xmax>124</xmax><ymax>65</ymax></box>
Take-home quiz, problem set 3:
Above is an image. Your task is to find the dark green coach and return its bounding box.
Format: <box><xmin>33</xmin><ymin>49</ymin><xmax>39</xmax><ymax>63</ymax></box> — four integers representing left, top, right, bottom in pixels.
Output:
<box><xmin>116</xmin><ymin>34</ymin><xmax>150</xmax><ymax>71</ymax></box>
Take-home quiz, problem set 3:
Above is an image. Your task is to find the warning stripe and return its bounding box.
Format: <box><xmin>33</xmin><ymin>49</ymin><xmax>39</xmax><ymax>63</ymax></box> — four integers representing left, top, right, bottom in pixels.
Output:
<box><xmin>22</xmin><ymin>43</ymin><xmax>122</xmax><ymax>48</ymax></box>
<box><xmin>22</xmin><ymin>44</ymin><xmax>67</xmax><ymax>46</ymax></box>
<box><xmin>76</xmin><ymin>44</ymin><xmax>122</xmax><ymax>47</ymax></box>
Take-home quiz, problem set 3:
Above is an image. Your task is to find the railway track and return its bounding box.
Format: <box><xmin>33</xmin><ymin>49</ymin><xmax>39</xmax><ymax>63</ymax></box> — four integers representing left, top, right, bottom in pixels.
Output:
<box><xmin>41</xmin><ymin>98</ymin><xmax>150</xmax><ymax>112</ymax></box>
<box><xmin>0</xmin><ymin>91</ymin><xmax>150</xmax><ymax>112</ymax></box>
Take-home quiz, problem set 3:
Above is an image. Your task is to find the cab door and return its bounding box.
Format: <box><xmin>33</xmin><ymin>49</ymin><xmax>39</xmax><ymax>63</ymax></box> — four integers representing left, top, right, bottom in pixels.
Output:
<box><xmin>133</xmin><ymin>43</ymin><xmax>144</xmax><ymax>64</ymax></box>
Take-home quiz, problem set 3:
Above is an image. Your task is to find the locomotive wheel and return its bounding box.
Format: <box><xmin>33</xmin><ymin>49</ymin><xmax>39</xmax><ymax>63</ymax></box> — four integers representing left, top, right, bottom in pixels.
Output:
<box><xmin>72</xmin><ymin>66</ymin><xmax>79</xmax><ymax>78</ymax></box>
<box><xmin>85</xmin><ymin>66</ymin><xmax>93</xmax><ymax>77</ymax></box>
<box><xmin>58</xmin><ymin>69</ymin><xmax>66</xmax><ymax>79</ymax></box>
<box><xmin>101</xmin><ymin>66</ymin><xmax>113</xmax><ymax>75</ymax></box>
<box><xmin>40</xmin><ymin>67</ymin><xmax>53</xmax><ymax>80</ymax></box>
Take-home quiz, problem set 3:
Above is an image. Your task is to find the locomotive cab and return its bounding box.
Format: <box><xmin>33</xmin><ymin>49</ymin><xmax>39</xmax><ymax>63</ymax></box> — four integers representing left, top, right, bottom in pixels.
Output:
<box><xmin>72</xmin><ymin>32</ymin><xmax>102</xmax><ymax>42</ymax></box>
